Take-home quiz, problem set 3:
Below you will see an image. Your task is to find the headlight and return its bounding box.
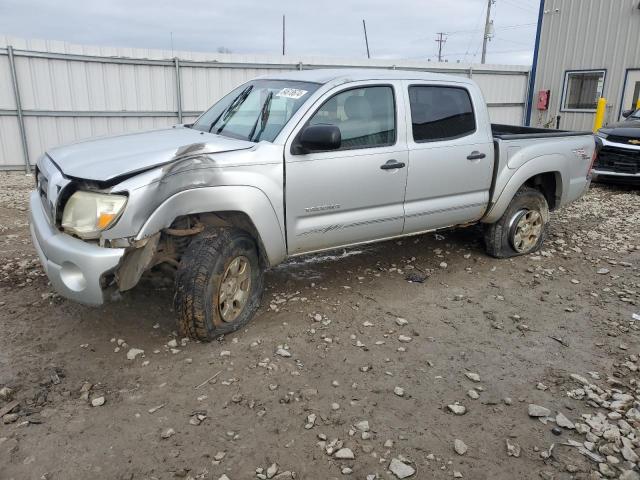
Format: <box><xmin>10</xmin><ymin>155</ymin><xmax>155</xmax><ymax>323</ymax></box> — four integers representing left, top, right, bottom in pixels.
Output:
<box><xmin>62</xmin><ymin>191</ymin><xmax>127</xmax><ymax>239</ymax></box>
<box><xmin>595</xmin><ymin>131</ymin><xmax>609</xmax><ymax>139</ymax></box>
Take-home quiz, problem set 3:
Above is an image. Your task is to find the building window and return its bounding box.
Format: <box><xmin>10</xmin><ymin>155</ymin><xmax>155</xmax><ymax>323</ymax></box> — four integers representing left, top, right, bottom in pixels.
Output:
<box><xmin>562</xmin><ymin>70</ymin><xmax>606</xmax><ymax>111</ymax></box>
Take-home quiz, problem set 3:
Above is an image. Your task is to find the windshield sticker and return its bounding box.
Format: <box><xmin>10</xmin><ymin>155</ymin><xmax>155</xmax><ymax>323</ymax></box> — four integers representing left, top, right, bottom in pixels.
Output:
<box><xmin>276</xmin><ymin>88</ymin><xmax>308</xmax><ymax>99</ymax></box>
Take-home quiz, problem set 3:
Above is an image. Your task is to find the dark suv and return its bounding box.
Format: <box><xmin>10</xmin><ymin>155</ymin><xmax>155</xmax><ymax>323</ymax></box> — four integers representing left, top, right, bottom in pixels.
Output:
<box><xmin>594</xmin><ymin>109</ymin><xmax>640</xmax><ymax>184</ymax></box>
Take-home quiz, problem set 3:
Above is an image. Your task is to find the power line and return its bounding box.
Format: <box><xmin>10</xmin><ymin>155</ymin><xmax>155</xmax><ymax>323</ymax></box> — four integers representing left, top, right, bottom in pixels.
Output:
<box><xmin>492</xmin><ymin>36</ymin><xmax>534</xmax><ymax>46</ymax></box>
<box><xmin>402</xmin><ymin>45</ymin><xmax>532</xmax><ymax>60</ymax></box>
<box><xmin>501</xmin><ymin>0</ymin><xmax>538</xmax><ymax>13</ymax></box>
<box><xmin>463</xmin><ymin>0</ymin><xmax>487</xmax><ymax>60</ymax></box>
<box><xmin>495</xmin><ymin>23</ymin><xmax>538</xmax><ymax>30</ymax></box>
<box><xmin>444</xmin><ymin>48</ymin><xmax>532</xmax><ymax>56</ymax></box>
<box><xmin>450</xmin><ymin>23</ymin><xmax>537</xmax><ymax>35</ymax></box>
<box><xmin>414</xmin><ymin>22</ymin><xmax>536</xmax><ymax>42</ymax></box>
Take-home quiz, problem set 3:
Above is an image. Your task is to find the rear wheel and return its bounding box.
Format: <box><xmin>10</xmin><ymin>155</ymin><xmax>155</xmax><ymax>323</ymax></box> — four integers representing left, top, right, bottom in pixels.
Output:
<box><xmin>174</xmin><ymin>228</ymin><xmax>264</xmax><ymax>341</ymax></box>
<box><xmin>484</xmin><ymin>187</ymin><xmax>549</xmax><ymax>258</ymax></box>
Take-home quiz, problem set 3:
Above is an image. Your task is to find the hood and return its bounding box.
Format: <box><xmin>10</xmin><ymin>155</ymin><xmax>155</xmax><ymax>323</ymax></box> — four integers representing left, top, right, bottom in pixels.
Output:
<box><xmin>46</xmin><ymin>126</ymin><xmax>255</xmax><ymax>182</ymax></box>
<box><xmin>600</xmin><ymin>119</ymin><xmax>640</xmax><ymax>140</ymax></box>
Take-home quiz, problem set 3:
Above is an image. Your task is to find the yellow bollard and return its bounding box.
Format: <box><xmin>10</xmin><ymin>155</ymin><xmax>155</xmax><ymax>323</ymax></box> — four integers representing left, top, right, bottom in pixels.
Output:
<box><xmin>636</xmin><ymin>98</ymin><xmax>640</xmax><ymax>110</ymax></box>
<box><xmin>593</xmin><ymin>97</ymin><xmax>606</xmax><ymax>133</ymax></box>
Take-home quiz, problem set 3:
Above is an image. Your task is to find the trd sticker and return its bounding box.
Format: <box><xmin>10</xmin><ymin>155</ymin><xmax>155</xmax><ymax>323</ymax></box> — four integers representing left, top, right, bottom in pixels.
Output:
<box><xmin>572</xmin><ymin>148</ymin><xmax>590</xmax><ymax>160</ymax></box>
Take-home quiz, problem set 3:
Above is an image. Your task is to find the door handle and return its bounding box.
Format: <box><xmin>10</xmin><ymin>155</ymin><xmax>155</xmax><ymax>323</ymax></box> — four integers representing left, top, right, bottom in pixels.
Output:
<box><xmin>467</xmin><ymin>151</ymin><xmax>486</xmax><ymax>160</ymax></box>
<box><xmin>380</xmin><ymin>160</ymin><xmax>406</xmax><ymax>170</ymax></box>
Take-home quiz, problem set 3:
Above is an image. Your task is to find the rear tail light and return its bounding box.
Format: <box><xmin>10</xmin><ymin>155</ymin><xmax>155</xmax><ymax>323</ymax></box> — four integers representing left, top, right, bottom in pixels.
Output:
<box><xmin>589</xmin><ymin>138</ymin><xmax>603</xmax><ymax>176</ymax></box>
<box><xmin>588</xmin><ymin>148</ymin><xmax>598</xmax><ymax>174</ymax></box>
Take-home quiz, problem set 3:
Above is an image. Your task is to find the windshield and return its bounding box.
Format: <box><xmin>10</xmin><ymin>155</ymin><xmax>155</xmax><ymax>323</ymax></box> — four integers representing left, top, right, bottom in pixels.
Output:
<box><xmin>631</xmin><ymin>109</ymin><xmax>640</xmax><ymax>119</ymax></box>
<box><xmin>192</xmin><ymin>80</ymin><xmax>320</xmax><ymax>142</ymax></box>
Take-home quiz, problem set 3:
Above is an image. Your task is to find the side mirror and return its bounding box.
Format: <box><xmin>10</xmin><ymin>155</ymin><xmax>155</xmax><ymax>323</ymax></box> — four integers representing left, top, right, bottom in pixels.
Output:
<box><xmin>622</xmin><ymin>109</ymin><xmax>634</xmax><ymax>118</ymax></box>
<box><xmin>293</xmin><ymin>124</ymin><xmax>341</xmax><ymax>154</ymax></box>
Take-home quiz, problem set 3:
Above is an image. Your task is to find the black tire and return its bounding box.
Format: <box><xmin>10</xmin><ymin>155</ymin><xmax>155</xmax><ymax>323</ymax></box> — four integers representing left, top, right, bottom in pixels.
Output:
<box><xmin>483</xmin><ymin>187</ymin><xmax>549</xmax><ymax>259</ymax></box>
<box><xmin>174</xmin><ymin>227</ymin><xmax>264</xmax><ymax>341</ymax></box>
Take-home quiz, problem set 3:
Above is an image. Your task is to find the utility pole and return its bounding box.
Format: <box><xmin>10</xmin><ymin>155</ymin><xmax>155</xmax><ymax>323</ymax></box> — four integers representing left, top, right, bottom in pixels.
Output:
<box><xmin>282</xmin><ymin>15</ymin><xmax>286</xmax><ymax>55</ymax></box>
<box><xmin>435</xmin><ymin>32</ymin><xmax>447</xmax><ymax>62</ymax></box>
<box><xmin>481</xmin><ymin>0</ymin><xmax>495</xmax><ymax>64</ymax></box>
<box><xmin>362</xmin><ymin>19</ymin><xmax>371</xmax><ymax>58</ymax></box>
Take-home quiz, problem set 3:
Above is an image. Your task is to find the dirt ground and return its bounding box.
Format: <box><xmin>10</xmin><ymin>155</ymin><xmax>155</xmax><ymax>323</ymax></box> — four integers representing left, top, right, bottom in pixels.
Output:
<box><xmin>0</xmin><ymin>171</ymin><xmax>639</xmax><ymax>480</ymax></box>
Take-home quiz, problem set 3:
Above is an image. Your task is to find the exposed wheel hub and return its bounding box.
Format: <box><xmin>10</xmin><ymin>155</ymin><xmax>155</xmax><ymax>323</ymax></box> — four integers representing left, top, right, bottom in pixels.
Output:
<box><xmin>218</xmin><ymin>256</ymin><xmax>251</xmax><ymax>323</ymax></box>
<box><xmin>510</xmin><ymin>209</ymin><xmax>543</xmax><ymax>253</ymax></box>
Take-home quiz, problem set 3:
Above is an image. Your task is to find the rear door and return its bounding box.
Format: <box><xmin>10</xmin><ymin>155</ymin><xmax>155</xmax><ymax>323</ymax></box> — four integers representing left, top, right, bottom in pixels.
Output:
<box><xmin>401</xmin><ymin>81</ymin><xmax>494</xmax><ymax>234</ymax></box>
<box><xmin>284</xmin><ymin>81</ymin><xmax>409</xmax><ymax>254</ymax></box>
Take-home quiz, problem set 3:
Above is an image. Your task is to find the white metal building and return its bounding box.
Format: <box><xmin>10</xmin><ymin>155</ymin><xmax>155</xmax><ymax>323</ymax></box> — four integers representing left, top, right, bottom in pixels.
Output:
<box><xmin>527</xmin><ymin>0</ymin><xmax>640</xmax><ymax>131</ymax></box>
<box><xmin>0</xmin><ymin>36</ymin><xmax>530</xmax><ymax>171</ymax></box>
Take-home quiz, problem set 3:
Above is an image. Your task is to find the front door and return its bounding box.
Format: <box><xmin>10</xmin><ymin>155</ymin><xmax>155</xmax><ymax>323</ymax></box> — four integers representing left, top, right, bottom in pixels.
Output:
<box><xmin>284</xmin><ymin>82</ymin><xmax>408</xmax><ymax>254</ymax></box>
<box><xmin>401</xmin><ymin>81</ymin><xmax>494</xmax><ymax>234</ymax></box>
<box><xmin>621</xmin><ymin>70</ymin><xmax>640</xmax><ymax>119</ymax></box>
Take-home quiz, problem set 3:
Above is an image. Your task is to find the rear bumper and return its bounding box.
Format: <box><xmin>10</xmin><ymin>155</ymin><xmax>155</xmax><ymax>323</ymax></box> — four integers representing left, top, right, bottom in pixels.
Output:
<box><xmin>563</xmin><ymin>175</ymin><xmax>591</xmax><ymax>206</ymax></box>
<box><xmin>591</xmin><ymin>170</ymin><xmax>640</xmax><ymax>185</ymax></box>
<box><xmin>29</xmin><ymin>191</ymin><xmax>125</xmax><ymax>305</ymax></box>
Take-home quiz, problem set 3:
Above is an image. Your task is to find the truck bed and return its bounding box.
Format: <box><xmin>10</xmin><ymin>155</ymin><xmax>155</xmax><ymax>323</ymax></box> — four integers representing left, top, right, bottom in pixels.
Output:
<box><xmin>492</xmin><ymin>123</ymin><xmax>592</xmax><ymax>140</ymax></box>
<box><xmin>485</xmin><ymin>124</ymin><xmax>595</xmax><ymax>223</ymax></box>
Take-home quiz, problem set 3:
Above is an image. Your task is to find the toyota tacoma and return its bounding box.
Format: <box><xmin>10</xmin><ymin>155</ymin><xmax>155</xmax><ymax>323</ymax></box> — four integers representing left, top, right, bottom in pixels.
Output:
<box><xmin>29</xmin><ymin>69</ymin><xmax>597</xmax><ymax>340</ymax></box>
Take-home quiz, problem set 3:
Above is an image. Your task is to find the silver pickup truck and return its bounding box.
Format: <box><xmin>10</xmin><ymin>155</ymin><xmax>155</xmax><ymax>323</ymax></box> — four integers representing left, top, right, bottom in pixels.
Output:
<box><xmin>29</xmin><ymin>69</ymin><xmax>596</xmax><ymax>340</ymax></box>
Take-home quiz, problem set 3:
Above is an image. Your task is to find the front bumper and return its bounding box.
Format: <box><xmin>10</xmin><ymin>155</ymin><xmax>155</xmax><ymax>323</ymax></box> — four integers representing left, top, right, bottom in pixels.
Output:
<box><xmin>29</xmin><ymin>191</ymin><xmax>125</xmax><ymax>305</ymax></box>
<box><xmin>592</xmin><ymin>138</ymin><xmax>639</xmax><ymax>183</ymax></box>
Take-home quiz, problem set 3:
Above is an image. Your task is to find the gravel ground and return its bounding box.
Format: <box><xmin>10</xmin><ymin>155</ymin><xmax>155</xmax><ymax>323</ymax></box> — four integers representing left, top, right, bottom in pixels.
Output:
<box><xmin>0</xmin><ymin>171</ymin><xmax>639</xmax><ymax>480</ymax></box>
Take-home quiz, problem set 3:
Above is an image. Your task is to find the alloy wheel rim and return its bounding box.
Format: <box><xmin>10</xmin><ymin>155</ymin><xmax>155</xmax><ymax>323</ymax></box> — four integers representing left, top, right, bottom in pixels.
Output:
<box><xmin>218</xmin><ymin>256</ymin><xmax>251</xmax><ymax>323</ymax></box>
<box><xmin>511</xmin><ymin>209</ymin><xmax>543</xmax><ymax>253</ymax></box>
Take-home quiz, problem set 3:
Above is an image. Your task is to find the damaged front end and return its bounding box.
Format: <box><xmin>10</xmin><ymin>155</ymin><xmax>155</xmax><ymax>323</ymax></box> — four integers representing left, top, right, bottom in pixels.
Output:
<box><xmin>114</xmin><ymin>217</ymin><xmax>205</xmax><ymax>291</ymax></box>
<box><xmin>32</xmin><ymin>122</ymin><xmax>281</xmax><ymax>305</ymax></box>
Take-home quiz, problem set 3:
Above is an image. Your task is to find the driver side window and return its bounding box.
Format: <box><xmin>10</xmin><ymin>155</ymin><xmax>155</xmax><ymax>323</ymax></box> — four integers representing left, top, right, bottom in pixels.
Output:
<box><xmin>308</xmin><ymin>86</ymin><xmax>396</xmax><ymax>150</ymax></box>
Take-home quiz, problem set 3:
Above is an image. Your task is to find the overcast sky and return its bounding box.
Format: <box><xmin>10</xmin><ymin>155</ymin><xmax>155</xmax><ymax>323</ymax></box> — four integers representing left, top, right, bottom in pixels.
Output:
<box><xmin>0</xmin><ymin>0</ymin><xmax>540</xmax><ymax>65</ymax></box>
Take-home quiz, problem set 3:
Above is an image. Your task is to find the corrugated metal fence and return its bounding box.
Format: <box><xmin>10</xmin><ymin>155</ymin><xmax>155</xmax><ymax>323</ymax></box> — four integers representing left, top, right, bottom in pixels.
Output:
<box><xmin>0</xmin><ymin>37</ymin><xmax>531</xmax><ymax>170</ymax></box>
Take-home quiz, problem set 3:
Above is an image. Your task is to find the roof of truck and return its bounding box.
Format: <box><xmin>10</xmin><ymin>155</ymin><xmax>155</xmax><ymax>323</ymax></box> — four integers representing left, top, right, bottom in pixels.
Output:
<box><xmin>259</xmin><ymin>68</ymin><xmax>474</xmax><ymax>85</ymax></box>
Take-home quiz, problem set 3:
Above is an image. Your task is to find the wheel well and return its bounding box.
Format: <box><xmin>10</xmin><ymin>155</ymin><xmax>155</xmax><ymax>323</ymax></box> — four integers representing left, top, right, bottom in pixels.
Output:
<box><xmin>116</xmin><ymin>211</ymin><xmax>269</xmax><ymax>290</ymax></box>
<box><xmin>523</xmin><ymin>172</ymin><xmax>561</xmax><ymax>211</ymax></box>
<box><xmin>189</xmin><ymin>211</ymin><xmax>270</xmax><ymax>268</ymax></box>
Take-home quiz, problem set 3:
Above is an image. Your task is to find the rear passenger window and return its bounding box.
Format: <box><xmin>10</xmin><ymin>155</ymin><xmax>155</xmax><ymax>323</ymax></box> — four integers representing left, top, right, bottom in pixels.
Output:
<box><xmin>408</xmin><ymin>86</ymin><xmax>475</xmax><ymax>142</ymax></box>
<box><xmin>308</xmin><ymin>86</ymin><xmax>396</xmax><ymax>150</ymax></box>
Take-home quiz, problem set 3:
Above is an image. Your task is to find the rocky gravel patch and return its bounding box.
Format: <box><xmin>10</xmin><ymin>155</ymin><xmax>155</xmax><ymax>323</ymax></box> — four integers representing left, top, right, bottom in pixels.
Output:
<box><xmin>0</xmin><ymin>172</ymin><xmax>638</xmax><ymax>479</ymax></box>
